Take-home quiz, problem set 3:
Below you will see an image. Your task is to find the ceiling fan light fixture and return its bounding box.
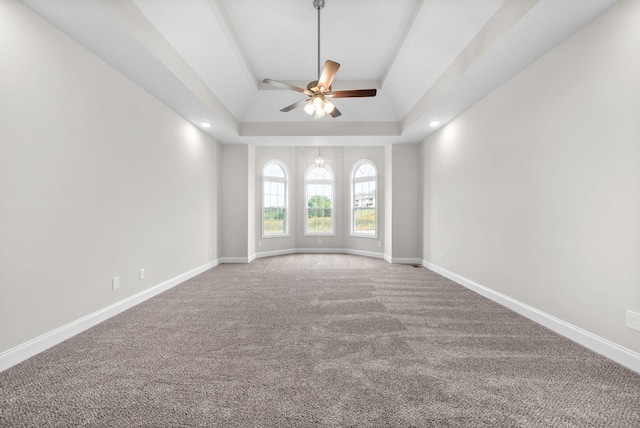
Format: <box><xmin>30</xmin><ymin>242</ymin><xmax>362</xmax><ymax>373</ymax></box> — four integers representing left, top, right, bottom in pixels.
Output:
<box><xmin>304</xmin><ymin>95</ymin><xmax>332</xmax><ymax>118</ymax></box>
<box><xmin>322</xmin><ymin>100</ymin><xmax>335</xmax><ymax>114</ymax></box>
<box><xmin>304</xmin><ymin>102</ymin><xmax>315</xmax><ymax>115</ymax></box>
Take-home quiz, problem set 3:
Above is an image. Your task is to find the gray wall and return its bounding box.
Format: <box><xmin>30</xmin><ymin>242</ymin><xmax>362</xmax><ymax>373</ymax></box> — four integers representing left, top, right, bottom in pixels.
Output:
<box><xmin>0</xmin><ymin>1</ymin><xmax>221</xmax><ymax>353</ymax></box>
<box><xmin>390</xmin><ymin>145</ymin><xmax>420</xmax><ymax>262</ymax></box>
<box><xmin>221</xmin><ymin>145</ymin><xmax>250</xmax><ymax>261</ymax></box>
<box><xmin>420</xmin><ymin>0</ymin><xmax>640</xmax><ymax>354</ymax></box>
<box><xmin>384</xmin><ymin>145</ymin><xmax>393</xmax><ymax>259</ymax></box>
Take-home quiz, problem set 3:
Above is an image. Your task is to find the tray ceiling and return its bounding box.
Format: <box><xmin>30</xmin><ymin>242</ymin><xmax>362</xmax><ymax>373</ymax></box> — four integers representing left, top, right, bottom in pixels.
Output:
<box><xmin>20</xmin><ymin>0</ymin><xmax>620</xmax><ymax>146</ymax></box>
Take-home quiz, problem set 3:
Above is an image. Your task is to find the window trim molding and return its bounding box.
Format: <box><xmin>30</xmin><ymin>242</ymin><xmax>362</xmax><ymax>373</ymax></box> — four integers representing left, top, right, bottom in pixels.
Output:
<box><xmin>304</xmin><ymin>163</ymin><xmax>336</xmax><ymax>237</ymax></box>
<box><xmin>261</xmin><ymin>159</ymin><xmax>290</xmax><ymax>238</ymax></box>
<box><xmin>349</xmin><ymin>159</ymin><xmax>378</xmax><ymax>239</ymax></box>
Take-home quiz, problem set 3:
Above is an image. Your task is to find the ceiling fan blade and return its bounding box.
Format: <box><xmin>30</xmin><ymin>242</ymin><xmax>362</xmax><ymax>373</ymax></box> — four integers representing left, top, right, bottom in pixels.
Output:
<box><xmin>329</xmin><ymin>106</ymin><xmax>342</xmax><ymax>118</ymax></box>
<box><xmin>280</xmin><ymin>99</ymin><xmax>309</xmax><ymax>113</ymax></box>
<box><xmin>263</xmin><ymin>78</ymin><xmax>308</xmax><ymax>94</ymax></box>
<box><xmin>329</xmin><ymin>89</ymin><xmax>377</xmax><ymax>98</ymax></box>
<box><xmin>317</xmin><ymin>60</ymin><xmax>340</xmax><ymax>91</ymax></box>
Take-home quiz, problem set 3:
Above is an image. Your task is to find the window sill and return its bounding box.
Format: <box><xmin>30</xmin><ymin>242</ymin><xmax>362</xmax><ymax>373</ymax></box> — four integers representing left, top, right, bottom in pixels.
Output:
<box><xmin>262</xmin><ymin>233</ymin><xmax>290</xmax><ymax>239</ymax></box>
<box><xmin>349</xmin><ymin>233</ymin><xmax>378</xmax><ymax>239</ymax></box>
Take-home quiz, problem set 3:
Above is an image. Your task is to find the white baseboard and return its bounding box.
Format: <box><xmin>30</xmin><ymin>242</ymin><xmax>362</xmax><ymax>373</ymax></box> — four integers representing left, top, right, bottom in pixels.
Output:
<box><xmin>383</xmin><ymin>254</ymin><xmax>421</xmax><ymax>264</ymax></box>
<box><xmin>344</xmin><ymin>249</ymin><xmax>385</xmax><ymax>259</ymax></box>
<box><xmin>295</xmin><ymin>247</ymin><xmax>348</xmax><ymax>254</ymax></box>
<box><xmin>219</xmin><ymin>257</ymin><xmax>251</xmax><ymax>263</ymax></box>
<box><xmin>255</xmin><ymin>248</ymin><xmax>296</xmax><ymax>259</ymax></box>
<box><xmin>390</xmin><ymin>257</ymin><xmax>422</xmax><ymax>265</ymax></box>
<box><xmin>254</xmin><ymin>247</ymin><xmax>385</xmax><ymax>260</ymax></box>
<box><xmin>0</xmin><ymin>259</ymin><xmax>219</xmax><ymax>373</ymax></box>
<box><xmin>422</xmin><ymin>260</ymin><xmax>640</xmax><ymax>374</ymax></box>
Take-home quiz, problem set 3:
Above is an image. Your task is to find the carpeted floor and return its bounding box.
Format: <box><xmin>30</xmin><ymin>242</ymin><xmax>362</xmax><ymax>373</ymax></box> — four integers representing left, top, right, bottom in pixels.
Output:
<box><xmin>1</xmin><ymin>254</ymin><xmax>640</xmax><ymax>427</ymax></box>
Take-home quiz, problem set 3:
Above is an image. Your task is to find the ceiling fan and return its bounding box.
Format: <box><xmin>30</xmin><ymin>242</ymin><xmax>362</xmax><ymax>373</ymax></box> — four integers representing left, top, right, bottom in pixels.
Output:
<box><xmin>262</xmin><ymin>0</ymin><xmax>377</xmax><ymax>119</ymax></box>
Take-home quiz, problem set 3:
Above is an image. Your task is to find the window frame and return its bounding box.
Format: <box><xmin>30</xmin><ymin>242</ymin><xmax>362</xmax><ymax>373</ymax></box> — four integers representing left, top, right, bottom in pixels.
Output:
<box><xmin>350</xmin><ymin>159</ymin><xmax>378</xmax><ymax>238</ymax></box>
<box><xmin>304</xmin><ymin>163</ymin><xmax>336</xmax><ymax>237</ymax></box>
<box><xmin>261</xmin><ymin>160</ymin><xmax>290</xmax><ymax>238</ymax></box>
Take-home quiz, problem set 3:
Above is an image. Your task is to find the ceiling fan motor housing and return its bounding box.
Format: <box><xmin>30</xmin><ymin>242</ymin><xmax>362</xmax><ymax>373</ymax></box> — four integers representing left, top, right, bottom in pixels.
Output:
<box><xmin>306</xmin><ymin>80</ymin><xmax>331</xmax><ymax>92</ymax></box>
<box><xmin>313</xmin><ymin>0</ymin><xmax>325</xmax><ymax>10</ymax></box>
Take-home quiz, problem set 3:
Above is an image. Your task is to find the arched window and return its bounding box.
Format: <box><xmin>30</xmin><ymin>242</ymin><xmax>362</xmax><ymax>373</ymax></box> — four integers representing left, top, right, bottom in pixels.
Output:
<box><xmin>351</xmin><ymin>160</ymin><xmax>377</xmax><ymax>237</ymax></box>
<box><xmin>262</xmin><ymin>160</ymin><xmax>289</xmax><ymax>236</ymax></box>
<box><xmin>305</xmin><ymin>164</ymin><xmax>335</xmax><ymax>235</ymax></box>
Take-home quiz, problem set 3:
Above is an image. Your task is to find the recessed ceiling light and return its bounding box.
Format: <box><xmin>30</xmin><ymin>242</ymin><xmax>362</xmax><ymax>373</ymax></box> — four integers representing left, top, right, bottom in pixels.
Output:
<box><xmin>200</xmin><ymin>122</ymin><xmax>211</xmax><ymax>128</ymax></box>
<box><xmin>429</xmin><ymin>121</ymin><xmax>440</xmax><ymax>127</ymax></box>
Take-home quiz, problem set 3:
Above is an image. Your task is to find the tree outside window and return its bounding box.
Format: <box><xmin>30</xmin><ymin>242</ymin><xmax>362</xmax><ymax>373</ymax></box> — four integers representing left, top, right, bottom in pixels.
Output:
<box><xmin>305</xmin><ymin>166</ymin><xmax>334</xmax><ymax>235</ymax></box>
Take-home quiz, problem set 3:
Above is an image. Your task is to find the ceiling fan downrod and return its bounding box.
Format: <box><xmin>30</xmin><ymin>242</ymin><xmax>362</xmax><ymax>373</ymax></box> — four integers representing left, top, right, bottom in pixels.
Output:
<box><xmin>313</xmin><ymin>0</ymin><xmax>325</xmax><ymax>80</ymax></box>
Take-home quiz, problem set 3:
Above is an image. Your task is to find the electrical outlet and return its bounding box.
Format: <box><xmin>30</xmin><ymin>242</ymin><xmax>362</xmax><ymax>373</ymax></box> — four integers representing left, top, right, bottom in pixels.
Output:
<box><xmin>627</xmin><ymin>310</ymin><xmax>640</xmax><ymax>331</ymax></box>
<box><xmin>139</xmin><ymin>269</ymin><xmax>145</xmax><ymax>280</ymax></box>
<box><xmin>378</xmin><ymin>240</ymin><xmax>382</xmax><ymax>248</ymax></box>
<box><xmin>209</xmin><ymin>247</ymin><xmax>212</xmax><ymax>256</ymax></box>
<box><xmin>258</xmin><ymin>240</ymin><xmax>262</xmax><ymax>247</ymax></box>
<box><xmin>318</xmin><ymin>238</ymin><xmax>322</xmax><ymax>244</ymax></box>
<box><xmin>112</xmin><ymin>277</ymin><xmax>120</xmax><ymax>290</ymax></box>
<box><xmin>437</xmin><ymin>251</ymin><xmax>443</xmax><ymax>260</ymax></box>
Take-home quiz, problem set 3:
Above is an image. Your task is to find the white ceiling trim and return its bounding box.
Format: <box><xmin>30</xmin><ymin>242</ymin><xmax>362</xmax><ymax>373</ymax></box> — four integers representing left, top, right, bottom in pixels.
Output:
<box><xmin>99</xmin><ymin>0</ymin><xmax>238</xmax><ymax>132</ymax></box>
<box><xmin>240</xmin><ymin>121</ymin><xmax>400</xmax><ymax>138</ymax></box>
<box><xmin>205</xmin><ymin>0</ymin><xmax>258</xmax><ymax>89</ymax></box>
<box><xmin>380</xmin><ymin>0</ymin><xmax>426</xmax><ymax>88</ymax></box>
<box><xmin>401</xmin><ymin>0</ymin><xmax>539</xmax><ymax>132</ymax></box>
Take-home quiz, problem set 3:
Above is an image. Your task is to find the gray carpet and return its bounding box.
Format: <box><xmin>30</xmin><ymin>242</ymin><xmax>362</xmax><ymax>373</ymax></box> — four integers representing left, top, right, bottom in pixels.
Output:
<box><xmin>1</xmin><ymin>254</ymin><xmax>640</xmax><ymax>427</ymax></box>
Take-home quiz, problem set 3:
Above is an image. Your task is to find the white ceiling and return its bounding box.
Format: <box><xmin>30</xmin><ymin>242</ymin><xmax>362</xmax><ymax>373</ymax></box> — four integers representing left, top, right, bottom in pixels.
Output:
<box><xmin>20</xmin><ymin>0</ymin><xmax>620</xmax><ymax>146</ymax></box>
